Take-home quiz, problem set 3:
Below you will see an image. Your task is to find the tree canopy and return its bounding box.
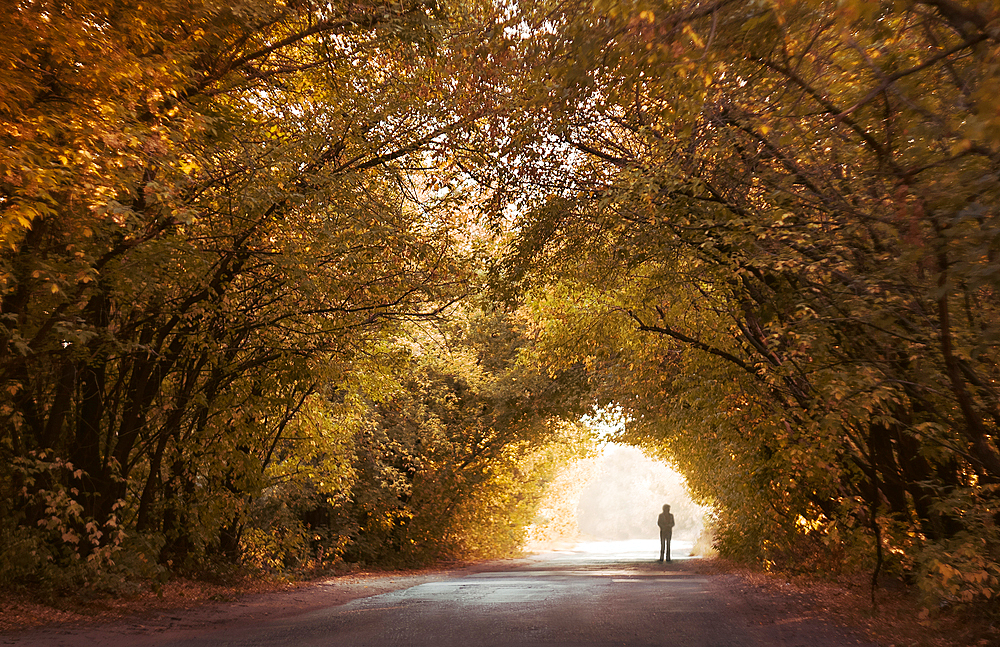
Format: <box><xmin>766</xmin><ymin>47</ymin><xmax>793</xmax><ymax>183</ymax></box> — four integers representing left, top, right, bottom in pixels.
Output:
<box><xmin>488</xmin><ymin>0</ymin><xmax>1000</xmax><ymax>604</ymax></box>
<box><xmin>2</xmin><ymin>0</ymin><xmax>999</xmax><ymax>613</ymax></box>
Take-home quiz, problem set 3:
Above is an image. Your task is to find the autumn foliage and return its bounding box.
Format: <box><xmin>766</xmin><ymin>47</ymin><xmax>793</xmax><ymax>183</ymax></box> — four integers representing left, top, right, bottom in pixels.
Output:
<box><xmin>491</xmin><ymin>0</ymin><xmax>1000</xmax><ymax>608</ymax></box>
<box><xmin>0</xmin><ymin>0</ymin><xmax>580</xmax><ymax>593</ymax></box>
<box><xmin>1</xmin><ymin>0</ymin><xmax>999</xmax><ymax>618</ymax></box>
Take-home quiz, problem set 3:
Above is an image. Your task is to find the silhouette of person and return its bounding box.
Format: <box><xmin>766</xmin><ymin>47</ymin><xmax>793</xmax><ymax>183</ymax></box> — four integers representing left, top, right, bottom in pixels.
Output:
<box><xmin>657</xmin><ymin>504</ymin><xmax>675</xmax><ymax>563</ymax></box>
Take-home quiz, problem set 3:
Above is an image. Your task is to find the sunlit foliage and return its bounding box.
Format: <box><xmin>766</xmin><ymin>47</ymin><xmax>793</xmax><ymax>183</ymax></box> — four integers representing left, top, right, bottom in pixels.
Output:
<box><xmin>0</xmin><ymin>0</ymin><xmax>498</xmax><ymax>590</ymax></box>
<box><xmin>3</xmin><ymin>0</ymin><xmax>999</xmax><ymax>616</ymax></box>
<box><xmin>489</xmin><ymin>0</ymin><xmax>1000</xmax><ymax>606</ymax></box>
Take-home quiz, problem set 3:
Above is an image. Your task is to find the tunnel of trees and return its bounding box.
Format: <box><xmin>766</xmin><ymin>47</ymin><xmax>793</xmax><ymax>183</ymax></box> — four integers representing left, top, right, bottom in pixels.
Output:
<box><xmin>1</xmin><ymin>0</ymin><xmax>998</xmax><ymax>608</ymax></box>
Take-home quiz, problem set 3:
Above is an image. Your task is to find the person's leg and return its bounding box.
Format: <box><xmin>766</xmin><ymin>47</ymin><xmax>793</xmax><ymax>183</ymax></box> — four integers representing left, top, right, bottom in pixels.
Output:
<box><xmin>665</xmin><ymin>533</ymin><xmax>672</xmax><ymax>562</ymax></box>
<box><xmin>658</xmin><ymin>534</ymin><xmax>665</xmax><ymax>562</ymax></box>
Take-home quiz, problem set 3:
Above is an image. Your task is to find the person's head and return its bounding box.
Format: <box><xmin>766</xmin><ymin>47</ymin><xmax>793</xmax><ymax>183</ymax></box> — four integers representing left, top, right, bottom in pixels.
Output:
<box><xmin>663</xmin><ymin>504</ymin><xmax>670</xmax><ymax>512</ymax></box>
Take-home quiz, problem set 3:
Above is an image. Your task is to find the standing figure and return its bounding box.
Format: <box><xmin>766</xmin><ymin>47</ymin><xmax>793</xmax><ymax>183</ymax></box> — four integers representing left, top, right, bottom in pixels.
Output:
<box><xmin>657</xmin><ymin>504</ymin><xmax>675</xmax><ymax>563</ymax></box>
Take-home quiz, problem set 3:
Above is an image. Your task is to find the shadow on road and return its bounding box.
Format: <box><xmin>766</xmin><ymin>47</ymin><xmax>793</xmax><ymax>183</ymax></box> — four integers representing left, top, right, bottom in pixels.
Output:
<box><xmin>522</xmin><ymin>538</ymin><xmax>697</xmax><ymax>571</ymax></box>
<box><xmin>0</xmin><ymin>540</ymin><xmax>877</xmax><ymax>647</ymax></box>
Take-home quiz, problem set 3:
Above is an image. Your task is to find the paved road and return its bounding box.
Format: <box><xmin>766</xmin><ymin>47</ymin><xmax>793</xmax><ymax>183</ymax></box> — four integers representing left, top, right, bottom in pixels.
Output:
<box><xmin>2</xmin><ymin>541</ymin><xmax>875</xmax><ymax>647</ymax></box>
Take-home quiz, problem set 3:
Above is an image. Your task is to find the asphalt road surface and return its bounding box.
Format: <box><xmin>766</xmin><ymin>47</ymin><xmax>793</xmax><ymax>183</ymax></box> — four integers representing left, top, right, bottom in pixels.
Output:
<box><xmin>2</xmin><ymin>540</ymin><xmax>876</xmax><ymax>647</ymax></box>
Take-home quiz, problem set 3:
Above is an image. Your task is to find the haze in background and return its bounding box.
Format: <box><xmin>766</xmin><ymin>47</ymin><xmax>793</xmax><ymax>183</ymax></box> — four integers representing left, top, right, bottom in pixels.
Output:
<box><xmin>525</xmin><ymin>443</ymin><xmax>710</xmax><ymax>551</ymax></box>
<box><xmin>577</xmin><ymin>445</ymin><xmax>707</xmax><ymax>542</ymax></box>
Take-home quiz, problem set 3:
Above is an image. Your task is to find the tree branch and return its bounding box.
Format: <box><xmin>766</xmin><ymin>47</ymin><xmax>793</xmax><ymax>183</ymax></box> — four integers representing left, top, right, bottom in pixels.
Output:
<box><xmin>625</xmin><ymin>308</ymin><xmax>758</xmax><ymax>374</ymax></box>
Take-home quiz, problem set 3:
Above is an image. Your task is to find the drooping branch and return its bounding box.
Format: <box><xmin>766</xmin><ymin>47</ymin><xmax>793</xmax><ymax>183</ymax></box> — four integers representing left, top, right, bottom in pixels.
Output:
<box><xmin>625</xmin><ymin>307</ymin><xmax>758</xmax><ymax>374</ymax></box>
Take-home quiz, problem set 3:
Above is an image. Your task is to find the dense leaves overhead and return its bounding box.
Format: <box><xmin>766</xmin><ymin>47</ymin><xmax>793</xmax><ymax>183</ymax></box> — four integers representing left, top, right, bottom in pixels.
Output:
<box><xmin>487</xmin><ymin>0</ymin><xmax>1000</xmax><ymax>604</ymax></box>
<box><xmin>2</xmin><ymin>0</ymin><xmax>999</xmax><ymax>615</ymax></box>
<box><xmin>0</xmin><ymin>0</ymin><xmax>492</xmax><ymax>583</ymax></box>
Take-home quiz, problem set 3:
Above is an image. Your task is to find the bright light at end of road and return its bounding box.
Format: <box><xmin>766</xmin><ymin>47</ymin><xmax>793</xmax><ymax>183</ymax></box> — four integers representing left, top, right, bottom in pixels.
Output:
<box><xmin>526</xmin><ymin>442</ymin><xmax>712</xmax><ymax>556</ymax></box>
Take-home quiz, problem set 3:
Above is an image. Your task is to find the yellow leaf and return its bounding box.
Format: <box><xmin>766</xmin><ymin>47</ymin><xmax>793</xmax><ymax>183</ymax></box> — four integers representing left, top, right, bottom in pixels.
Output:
<box><xmin>683</xmin><ymin>24</ymin><xmax>705</xmax><ymax>48</ymax></box>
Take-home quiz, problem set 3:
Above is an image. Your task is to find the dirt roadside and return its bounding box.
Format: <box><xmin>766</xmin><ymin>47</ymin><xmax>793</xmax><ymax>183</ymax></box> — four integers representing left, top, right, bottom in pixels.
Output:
<box><xmin>687</xmin><ymin>559</ymin><xmax>997</xmax><ymax>647</ymax></box>
<box><xmin>0</xmin><ymin>557</ymin><xmax>535</xmax><ymax>643</ymax></box>
<box><xmin>1</xmin><ymin>556</ymin><xmax>995</xmax><ymax>647</ymax></box>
